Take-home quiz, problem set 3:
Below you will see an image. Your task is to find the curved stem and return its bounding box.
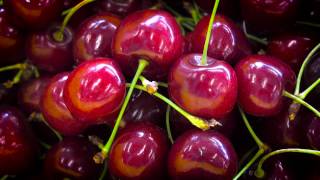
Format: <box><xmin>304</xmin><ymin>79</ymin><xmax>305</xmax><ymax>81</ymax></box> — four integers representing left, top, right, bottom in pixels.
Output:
<box><xmin>299</xmin><ymin>78</ymin><xmax>320</xmax><ymax>99</ymax></box>
<box><xmin>0</xmin><ymin>63</ymin><xmax>26</xmax><ymax>72</ymax></box>
<box><xmin>296</xmin><ymin>21</ymin><xmax>320</xmax><ymax>28</ymax></box>
<box><xmin>201</xmin><ymin>0</ymin><xmax>220</xmax><ymax>65</ymax></box>
<box><xmin>294</xmin><ymin>43</ymin><xmax>320</xmax><ymax>95</ymax></box>
<box><xmin>99</xmin><ymin>163</ymin><xmax>108</xmax><ymax>180</ymax></box>
<box><xmin>239</xmin><ymin>146</ymin><xmax>258</xmax><ymax>167</ymax></box>
<box><xmin>166</xmin><ymin>105</ymin><xmax>174</xmax><ymax>144</ymax></box>
<box><xmin>39</xmin><ymin>140</ymin><xmax>51</xmax><ymax>150</ymax></box>
<box><xmin>100</xmin><ymin>59</ymin><xmax>149</xmax><ymax>159</ymax></box>
<box><xmin>39</xmin><ymin>114</ymin><xmax>63</xmax><ymax>141</ymax></box>
<box><xmin>242</xmin><ymin>21</ymin><xmax>268</xmax><ymax>46</ymax></box>
<box><xmin>233</xmin><ymin>148</ymin><xmax>265</xmax><ymax>180</ymax></box>
<box><xmin>283</xmin><ymin>90</ymin><xmax>320</xmax><ymax>118</ymax></box>
<box><xmin>255</xmin><ymin>148</ymin><xmax>320</xmax><ymax>178</ymax></box>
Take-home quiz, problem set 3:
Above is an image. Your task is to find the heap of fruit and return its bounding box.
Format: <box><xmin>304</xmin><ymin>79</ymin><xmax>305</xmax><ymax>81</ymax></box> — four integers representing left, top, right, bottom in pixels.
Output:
<box><xmin>0</xmin><ymin>0</ymin><xmax>320</xmax><ymax>179</ymax></box>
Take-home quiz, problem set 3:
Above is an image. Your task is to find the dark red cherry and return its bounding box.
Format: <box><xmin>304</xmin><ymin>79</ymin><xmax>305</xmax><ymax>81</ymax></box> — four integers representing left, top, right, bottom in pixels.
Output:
<box><xmin>41</xmin><ymin>72</ymin><xmax>87</xmax><ymax>136</ymax></box>
<box><xmin>190</xmin><ymin>14</ymin><xmax>251</xmax><ymax>65</ymax></box>
<box><xmin>73</xmin><ymin>13</ymin><xmax>121</xmax><ymax>64</ymax></box>
<box><xmin>306</xmin><ymin>113</ymin><xmax>320</xmax><ymax>150</ymax></box>
<box><xmin>112</xmin><ymin>9</ymin><xmax>184</xmax><ymax>80</ymax></box>
<box><xmin>235</xmin><ymin>55</ymin><xmax>296</xmax><ymax>117</ymax></box>
<box><xmin>169</xmin><ymin>54</ymin><xmax>238</xmax><ymax>119</ymax></box>
<box><xmin>0</xmin><ymin>106</ymin><xmax>38</xmax><ymax>175</ymax></box>
<box><xmin>0</xmin><ymin>6</ymin><xmax>25</xmax><ymax>66</ymax></box>
<box><xmin>26</xmin><ymin>25</ymin><xmax>74</xmax><ymax>73</ymax></box>
<box><xmin>168</xmin><ymin>130</ymin><xmax>238</xmax><ymax>180</ymax></box>
<box><xmin>3</xmin><ymin>0</ymin><xmax>64</xmax><ymax>30</ymax></box>
<box><xmin>303</xmin><ymin>52</ymin><xmax>320</xmax><ymax>97</ymax></box>
<box><xmin>267</xmin><ymin>32</ymin><xmax>317</xmax><ymax>73</ymax></box>
<box><xmin>195</xmin><ymin>0</ymin><xmax>240</xmax><ymax>19</ymax></box>
<box><xmin>43</xmin><ymin>137</ymin><xmax>103</xmax><ymax>180</ymax></box>
<box><xmin>18</xmin><ymin>76</ymin><xmax>51</xmax><ymax>113</ymax></box>
<box><xmin>63</xmin><ymin>58</ymin><xmax>126</xmax><ymax>124</ymax></box>
<box><xmin>108</xmin><ymin>122</ymin><xmax>169</xmax><ymax>180</ymax></box>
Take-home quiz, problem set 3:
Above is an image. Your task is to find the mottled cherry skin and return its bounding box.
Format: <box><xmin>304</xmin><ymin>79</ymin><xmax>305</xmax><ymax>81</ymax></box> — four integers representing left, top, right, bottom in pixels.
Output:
<box><xmin>169</xmin><ymin>54</ymin><xmax>238</xmax><ymax>119</ymax></box>
<box><xmin>168</xmin><ymin>130</ymin><xmax>238</xmax><ymax>180</ymax></box>
<box><xmin>0</xmin><ymin>6</ymin><xmax>25</xmax><ymax>66</ymax></box>
<box><xmin>108</xmin><ymin>122</ymin><xmax>169</xmax><ymax>180</ymax></box>
<box><xmin>41</xmin><ymin>72</ymin><xmax>87</xmax><ymax>136</ymax></box>
<box><xmin>26</xmin><ymin>25</ymin><xmax>74</xmax><ymax>73</ymax></box>
<box><xmin>0</xmin><ymin>106</ymin><xmax>38</xmax><ymax>175</ymax></box>
<box><xmin>191</xmin><ymin>15</ymin><xmax>251</xmax><ymax>65</ymax></box>
<box><xmin>267</xmin><ymin>33</ymin><xmax>317</xmax><ymax>73</ymax></box>
<box><xmin>43</xmin><ymin>137</ymin><xmax>103</xmax><ymax>180</ymax></box>
<box><xmin>112</xmin><ymin>9</ymin><xmax>184</xmax><ymax>80</ymax></box>
<box><xmin>3</xmin><ymin>0</ymin><xmax>64</xmax><ymax>30</ymax></box>
<box><xmin>73</xmin><ymin>13</ymin><xmax>121</xmax><ymax>64</ymax></box>
<box><xmin>235</xmin><ymin>55</ymin><xmax>296</xmax><ymax>117</ymax></box>
<box><xmin>64</xmin><ymin>58</ymin><xmax>126</xmax><ymax>124</ymax></box>
<box><xmin>306</xmin><ymin>113</ymin><xmax>320</xmax><ymax>150</ymax></box>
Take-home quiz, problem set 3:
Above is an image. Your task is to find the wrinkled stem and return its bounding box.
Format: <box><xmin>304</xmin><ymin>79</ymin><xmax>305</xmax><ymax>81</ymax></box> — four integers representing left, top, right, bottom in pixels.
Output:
<box><xmin>166</xmin><ymin>106</ymin><xmax>174</xmax><ymax>144</ymax></box>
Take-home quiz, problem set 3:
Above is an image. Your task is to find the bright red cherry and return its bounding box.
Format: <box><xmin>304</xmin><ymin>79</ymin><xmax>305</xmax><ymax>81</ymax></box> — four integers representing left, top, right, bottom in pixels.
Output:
<box><xmin>168</xmin><ymin>130</ymin><xmax>238</xmax><ymax>180</ymax></box>
<box><xmin>235</xmin><ymin>55</ymin><xmax>296</xmax><ymax>117</ymax></box>
<box><xmin>63</xmin><ymin>58</ymin><xmax>126</xmax><ymax>124</ymax></box>
<box><xmin>108</xmin><ymin>122</ymin><xmax>169</xmax><ymax>180</ymax></box>
<box><xmin>73</xmin><ymin>13</ymin><xmax>121</xmax><ymax>64</ymax></box>
<box><xmin>41</xmin><ymin>72</ymin><xmax>87</xmax><ymax>136</ymax></box>
<box><xmin>0</xmin><ymin>106</ymin><xmax>39</xmax><ymax>175</ymax></box>
<box><xmin>169</xmin><ymin>54</ymin><xmax>238</xmax><ymax>119</ymax></box>
<box><xmin>112</xmin><ymin>9</ymin><xmax>184</xmax><ymax>80</ymax></box>
<box><xmin>190</xmin><ymin>14</ymin><xmax>252</xmax><ymax>65</ymax></box>
<box><xmin>43</xmin><ymin>137</ymin><xmax>103</xmax><ymax>179</ymax></box>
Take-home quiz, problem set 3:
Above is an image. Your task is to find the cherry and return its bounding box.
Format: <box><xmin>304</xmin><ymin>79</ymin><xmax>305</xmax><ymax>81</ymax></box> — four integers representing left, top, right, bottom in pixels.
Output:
<box><xmin>63</xmin><ymin>58</ymin><xmax>126</xmax><ymax>124</ymax></box>
<box><xmin>267</xmin><ymin>32</ymin><xmax>317</xmax><ymax>73</ymax></box>
<box><xmin>168</xmin><ymin>130</ymin><xmax>238</xmax><ymax>180</ymax></box>
<box><xmin>108</xmin><ymin>122</ymin><xmax>169</xmax><ymax>180</ymax></box>
<box><xmin>169</xmin><ymin>54</ymin><xmax>238</xmax><ymax>119</ymax></box>
<box><xmin>306</xmin><ymin>113</ymin><xmax>320</xmax><ymax>150</ymax></box>
<box><xmin>303</xmin><ymin>52</ymin><xmax>320</xmax><ymax>97</ymax></box>
<box><xmin>43</xmin><ymin>137</ymin><xmax>103</xmax><ymax>179</ymax></box>
<box><xmin>26</xmin><ymin>25</ymin><xmax>74</xmax><ymax>73</ymax></box>
<box><xmin>73</xmin><ymin>13</ymin><xmax>121</xmax><ymax>64</ymax></box>
<box><xmin>3</xmin><ymin>0</ymin><xmax>64</xmax><ymax>30</ymax></box>
<box><xmin>0</xmin><ymin>106</ymin><xmax>39</xmax><ymax>175</ymax></box>
<box><xmin>0</xmin><ymin>6</ymin><xmax>25</xmax><ymax>66</ymax></box>
<box><xmin>112</xmin><ymin>9</ymin><xmax>184</xmax><ymax>80</ymax></box>
<box><xmin>190</xmin><ymin>14</ymin><xmax>251</xmax><ymax>65</ymax></box>
<box><xmin>235</xmin><ymin>55</ymin><xmax>296</xmax><ymax>117</ymax></box>
<box><xmin>195</xmin><ymin>0</ymin><xmax>240</xmax><ymax>19</ymax></box>
<box><xmin>41</xmin><ymin>72</ymin><xmax>87</xmax><ymax>136</ymax></box>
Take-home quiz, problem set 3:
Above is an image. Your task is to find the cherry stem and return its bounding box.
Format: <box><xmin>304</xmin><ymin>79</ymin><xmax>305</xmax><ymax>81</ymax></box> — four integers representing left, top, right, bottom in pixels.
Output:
<box><xmin>296</xmin><ymin>21</ymin><xmax>320</xmax><ymax>28</ymax></box>
<box><xmin>39</xmin><ymin>140</ymin><xmax>51</xmax><ymax>150</ymax></box>
<box><xmin>139</xmin><ymin>75</ymin><xmax>168</xmax><ymax>88</ymax></box>
<box><xmin>299</xmin><ymin>78</ymin><xmax>320</xmax><ymax>99</ymax></box>
<box><xmin>54</xmin><ymin>0</ymin><xmax>95</xmax><ymax>42</ymax></box>
<box><xmin>255</xmin><ymin>148</ymin><xmax>320</xmax><ymax>178</ymax></box>
<box><xmin>100</xmin><ymin>59</ymin><xmax>149</xmax><ymax>159</ymax></box>
<box><xmin>38</xmin><ymin>113</ymin><xmax>63</xmax><ymax>141</ymax></box>
<box><xmin>166</xmin><ymin>105</ymin><xmax>174</xmax><ymax>144</ymax></box>
<box><xmin>233</xmin><ymin>148</ymin><xmax>265</xmax><ymax>180</ymax></box>
<box><xmin>0</xmin><ymin>63</ymin><xmax>26</xmax><ymax>72</ymax></box>
<box><xmin>283</xmin><ymin>90</ymin><xmax>320</xmax><ymax>118</ymax></box>
<box><xmin>98</xmin><ymin>163</ymin><xmax>108</xmax><ymax>180</ymax></box>
<box><xmin>242</xmin><ymin>21</ymin><xmax>268</xmax><ymax>46</ymax></box>
<box><xmin>201</xmin><ymin>0</ymin><xmax>220</xmax><ymax>65</ymax></box>
<box><xmin>239</xmin><ymin>146</ymin><xmax>258</xmax><ymax>166</ymax></box>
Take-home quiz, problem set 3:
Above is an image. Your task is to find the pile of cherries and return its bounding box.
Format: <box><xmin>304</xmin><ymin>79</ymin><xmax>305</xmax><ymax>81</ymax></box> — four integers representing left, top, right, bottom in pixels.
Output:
<box><xmin>0</xmin><ymin>0</ymin><xmax>320</xmax><ymax>179</ymax></box>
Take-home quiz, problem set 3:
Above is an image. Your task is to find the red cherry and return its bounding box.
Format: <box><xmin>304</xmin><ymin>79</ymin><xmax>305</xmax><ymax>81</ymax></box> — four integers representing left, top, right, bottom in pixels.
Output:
<box><xmin>41</xmin><ymin>72</ymin><xmax>87</xmax><ymax>136</ymax></box>
<box><xmin>169</xmin><ymin>54</ymin><xmax>238</xmax><ymax>119</ymax></box>
<box><xmin>112</xmin><ymin>9</ymin><xmax>184</xmax><ymax>80</ymax></box>
<box><xmin>306</xmin><ymin>113</ymin><xmax>320</xmax><ymax>150</ymax></box>
<box><xmin>235</xmin><ymin>55</ymin><xmax>296</xmax><ymax>117</ymax></box>
<box><xmin>195</xmin><ymin>0</ymin><xmax>240</xmax><ymax>19</ymax></box>
<box><xmin>63</xmin><ymin>58</ymin><xmax>126</xmax><ymax>124</ymax></box>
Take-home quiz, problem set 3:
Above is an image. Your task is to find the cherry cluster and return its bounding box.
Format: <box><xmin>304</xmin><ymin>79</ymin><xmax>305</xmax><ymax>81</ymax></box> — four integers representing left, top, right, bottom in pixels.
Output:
<box><xmin>0</xmin><ymin>0</ymin><xmax>319</xmax><ymax>179</ymax></box>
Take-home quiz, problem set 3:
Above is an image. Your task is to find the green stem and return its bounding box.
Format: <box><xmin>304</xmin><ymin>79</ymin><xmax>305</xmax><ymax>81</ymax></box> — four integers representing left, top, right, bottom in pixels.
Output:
<box><xmin>39</xmin><ymin>114</ymin><xmax>63</xmax><ymax>141</ymax></box>
<box><xmin>192</xmin><ymin>0</ymin><xmax>202</xmax><ymax>22</ymax></box>
<box><xmin>0</xmin><ymin>63</ymin><xmax>25</xmax><ymax>72</ymax></box>
<box><xmin>242</xmin><ymin>21</ymin><xmax>268</xmax><ymax>46</ymax></box>
<box><xmin>166</xmin><ymin>106</ymin><xmax>174</xmax><ymax>144</ymax></box>
<box><xmin>294</xmin><ymin>43</ymin><xmax>320</xmax><ymax>95</ymax></box>
<box><xmin>296</xmin><ymin>21</ymin><xmax>320</xmax><ymax>28</ymax></box>
<box><xmin>255</xmin><ymin>148</ymin><xmax>320</xmax><ymax>178</ymax></box>
<box><xmin>299</xmin><ymin>78</ymin><xmax>320</xmax><ymax>99</ymax></box>
<box><xmin>39</xmin><ymin>141</ymin><xmax>51</xmax><ymax>150</ymax></box>
<box><xmin>100</xmin><ymin>59</ymin><xmax>149</xmax><ymax>158</ymax></box>
<box><xmin>201</xmin><ymin>0</ymin><xmax>220</xmax><ymax>65</ymax></box>
<box><xmin>239</xmin><ymin>146</ymin><xmax>258</xmax><ymax>166</ymax></box>
<box><xmin>283</xmin><ymin>90</ymin><xmax>320</xmax><ymax>118</ymax></box>
<box><xmin>99</xmin><ymin>163</ymin><xmax>108</xmax><ymax>180</ymax></box>
<box><xmin>233</xmin><ymin>148</ymin><xmax>265</xmax><ymax>180</ymax></box>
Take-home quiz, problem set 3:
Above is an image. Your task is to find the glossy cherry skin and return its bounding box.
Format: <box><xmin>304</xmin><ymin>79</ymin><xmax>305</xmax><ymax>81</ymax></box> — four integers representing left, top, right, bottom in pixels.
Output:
<box><xmin>43</xmin><ymin>137</ymin><xmax>103</xmax><ymax>180</ymax></box>
<box><xmin>108</xmin><ymin>122</ymin><xmax>169</xmax><ymax>180</ymax></box>
<box><xmin>235</xmin><ymin>55</ymin><xmax>296</xmax><ymax>117</ymax></box>
<box><xmin>3</xmin><ymin>0</ymin><xmax>64</xmax><ymax>30</ymax></box>
<box><xmin>26</xmin><ymin>25</ymin><xmax>74</xmax><ymax>73</ymax></box>
<box><xmin>169</xmin><ymin>54</ymin><xmax>238</xmax><ymax>119</ymax></box>
<box><xmin>168</xmin><ymin>130</ymin><xmax>238</xmax><ymax>180</ymax></box>
<box><xmin>112</xmin><ymin>9</ymin><xmax>184</xmax><ymax>80</ymax></box>
<box><xmin>267</xmin><ymin>33</ymin><xmax>317</xmax><ymax>73</ymax></box>
<box><xmin>304</xmin><ymin>53</ymin><xmax>320</xmax><ymax>96</ymax></box>
<box><xmin>306</xmin><ymin>113</ymin><xmax>320</xmax><ymax>150</ymax></box>
<box><xmin>0</xmin><ymin>106</ymin><xmax>39</xmax><ymax>175</ymax></box>
<box><xmin>191</xmin><ymin>15</ymin><xmax>251</xmax><ymax>65</ymax></box>
<box><xmin>41</xmin><ymin>72</ymin><xmax>87</xmax><ymax>136</ymax></box>
<box><xmin>64</xmin><ymin>58</ymin><xmax>126</xmax><ymax>124</ymax></box>
<box><xmin>73</xmin><ymin>13</ymin><xmax>121</xmax><ymax>64</ymax></box>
